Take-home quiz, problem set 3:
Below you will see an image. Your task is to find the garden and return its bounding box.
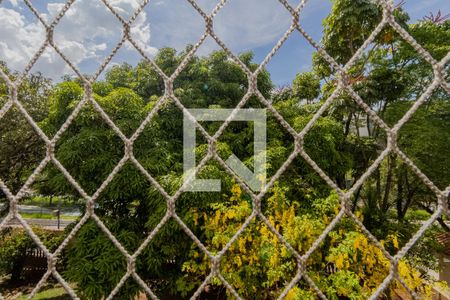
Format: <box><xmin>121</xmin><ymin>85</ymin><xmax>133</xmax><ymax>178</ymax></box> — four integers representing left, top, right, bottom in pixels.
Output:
<box><xmin>0</xmin><ymin>0</ymin><xmax>449</xmax><ymax>299</ymax></box>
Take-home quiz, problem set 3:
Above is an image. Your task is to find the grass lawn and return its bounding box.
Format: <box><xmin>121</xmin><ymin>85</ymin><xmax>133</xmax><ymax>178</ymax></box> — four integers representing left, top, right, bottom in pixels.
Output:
<box><xmin>16</xmin><ymin>287</ymin><xmax>71</xmax><ymax>300</ymax></box>
<box><xmin>20</xmin><ymin>196</ymin><xmax>83</xmax><ymax>210</ymax></box>
<box><xmin>21</xmin><ymin>212</ymin><xmax>77</xmax><ymax>220</ymax></box>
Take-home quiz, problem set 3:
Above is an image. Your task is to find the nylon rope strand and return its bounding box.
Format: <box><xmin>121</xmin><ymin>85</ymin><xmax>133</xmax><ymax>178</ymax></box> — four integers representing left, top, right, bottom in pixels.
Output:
<box><xmin>0</xmin><ymin>0</ymin><xmax>448</xmax><ymax>299</ymax></box>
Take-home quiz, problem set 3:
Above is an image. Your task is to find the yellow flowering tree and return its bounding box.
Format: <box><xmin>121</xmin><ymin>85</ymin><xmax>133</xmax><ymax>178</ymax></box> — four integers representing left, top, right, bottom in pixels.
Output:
<box><xmin>178</xmin><ymin>183</ymin><xmax>438</xmax><ymax>299</ymax></box>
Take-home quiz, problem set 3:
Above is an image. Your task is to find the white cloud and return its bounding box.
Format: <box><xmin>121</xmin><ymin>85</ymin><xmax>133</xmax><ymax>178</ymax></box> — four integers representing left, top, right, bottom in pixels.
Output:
<box><xmin>109</xmin><ymin>0</ymin><xmax>141</xmax><ymax>18</ymax></box>
<box><xmin>0</xmin><ymin>7</ymin><xmax>46</xmax><ymax>71</ymax></box>
<box><xmin>213</xmin><ymin>0</ymin><xmax>292</xmax><ymax>51</ymax></box>
<box><xmin>136</xmin><ymin>0</ymin><xmax>205</xmax><ymax>51</ymax></box>
<box><xmin>0</xmin><ymin>0</ymin><xmax>300</xmax><ymax>80</ymax></box>
<box><xmin>0</xmin><ymin>0</ymin><xmax>157</xmax><ymax>80</ymax></box>
<box><xmin>129</xmin><ymin>7</ymin><xmax>158</xmax><ymax>56</ymax></box>
<box><xmin>45</xmin><ymin>2</ymin><xmax>65</xmax><ymax>20</ymax></box>
<box><xmin>132</xmin><ymin>0</ymin><xmax>292</xmax><ymax>55</ymax></box>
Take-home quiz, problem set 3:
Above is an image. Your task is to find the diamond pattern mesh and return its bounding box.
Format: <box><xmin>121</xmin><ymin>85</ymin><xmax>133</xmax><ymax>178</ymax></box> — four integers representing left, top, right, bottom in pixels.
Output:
<box><xmin>0</xmin><ymin>0</ymin><xmax>449</xmax><ymax>299</ymax></box>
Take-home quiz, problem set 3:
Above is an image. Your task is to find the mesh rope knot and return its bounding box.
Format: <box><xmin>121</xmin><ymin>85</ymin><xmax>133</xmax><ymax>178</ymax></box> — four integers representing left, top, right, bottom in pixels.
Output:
<box><xmin>0</xmin><ymin>0</ymin><xmax>448</xmax><ymax>299</ymax></box>
<box><xmin>125</xmin><ymin>141</ymin><xmax>133</xmax><ymax>158</ymax></box>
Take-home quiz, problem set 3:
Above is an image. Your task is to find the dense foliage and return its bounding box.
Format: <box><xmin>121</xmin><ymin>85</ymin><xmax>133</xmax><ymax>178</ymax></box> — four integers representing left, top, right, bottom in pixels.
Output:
<box><xmin>0</xmin><ymin>228</ymin><xmax>63</xmax><ymax>282</ymax></box>
<box><xmin>0</xmin><ymin>0</ymin><xmax>449</xmax><ymax>299</ymax></box>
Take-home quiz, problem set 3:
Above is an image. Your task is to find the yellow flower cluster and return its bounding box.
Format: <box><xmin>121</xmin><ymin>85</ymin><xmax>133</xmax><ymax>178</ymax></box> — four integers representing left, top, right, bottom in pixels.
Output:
<box><xmin>181</xmin><ymin>184</ymin><xmax>435</xmax><ymax>299</ymax></box>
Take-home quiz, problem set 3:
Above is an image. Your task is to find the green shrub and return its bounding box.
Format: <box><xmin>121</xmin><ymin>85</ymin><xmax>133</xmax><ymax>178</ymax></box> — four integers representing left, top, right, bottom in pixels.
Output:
<box><xmin>404</xmin><ymin>209</ymin><xmax>431</xmax><ymax>221</ymax></box>
<box><xmin>0</xmin><ymin>228</ymin><xmax>64</xmax><ymax>282</ymax></box>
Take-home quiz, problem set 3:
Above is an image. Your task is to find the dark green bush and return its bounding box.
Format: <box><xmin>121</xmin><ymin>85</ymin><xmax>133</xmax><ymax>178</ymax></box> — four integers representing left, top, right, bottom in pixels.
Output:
<box><xmin>0</xmin><ymin>227</ymin><xmax>63</xmax><ymax>282</ymax></box>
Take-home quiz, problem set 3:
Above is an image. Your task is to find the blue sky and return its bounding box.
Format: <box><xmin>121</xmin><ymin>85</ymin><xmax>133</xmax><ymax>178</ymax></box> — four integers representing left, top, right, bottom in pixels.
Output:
<box><xmin>0</xmin><ymin>0</ymin><xmax>448</xmax><ymax>86</ymax></box>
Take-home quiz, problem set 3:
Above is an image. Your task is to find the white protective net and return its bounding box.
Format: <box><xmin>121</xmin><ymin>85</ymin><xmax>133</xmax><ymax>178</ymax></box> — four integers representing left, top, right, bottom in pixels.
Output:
<box><xmin>0</xmin><ymin>0</ymin><xmax>449</xmax><ymax>299</ymax></box>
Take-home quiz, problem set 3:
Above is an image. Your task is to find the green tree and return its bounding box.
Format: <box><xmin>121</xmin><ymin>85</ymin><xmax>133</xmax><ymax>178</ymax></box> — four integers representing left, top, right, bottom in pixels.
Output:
<box><xmin>0</xmin><ymin>64</ymin><xmax>52</xmax><ymax>202</ymax></box>
<box><xmin>292</xmin><ymin>71</ymin><xmax>320</xmax><ymax>104</ymax></box>
<box><xmin>38</xmin><ymin>45</ymin><xmax>354</xmax><ymax>298</ymax></box>
<box><xmin>313</xmin><ymin>0</ymin><xmax>449</xmax><ymax>235</ymax></box>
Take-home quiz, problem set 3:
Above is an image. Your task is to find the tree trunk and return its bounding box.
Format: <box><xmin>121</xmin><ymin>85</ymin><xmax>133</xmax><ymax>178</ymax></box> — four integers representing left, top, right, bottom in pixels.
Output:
<box><xmin>418</xmin><ymin>204</ymin><xmax>450</xmax><ymax>232</ymax></box>
<box><xmin>396</xmin><ymin>168</ymin><xmax>405</xmax><ymax>221</ymax></box>
<box><xmin>382</xmin><ymin>154</ymin><xmax>396</xmax><ymax>212</ymax></box>
<box><xmin>344</xmin><ymin>112</ymin><xmax>353</xmax><ymax>137</ymax></box>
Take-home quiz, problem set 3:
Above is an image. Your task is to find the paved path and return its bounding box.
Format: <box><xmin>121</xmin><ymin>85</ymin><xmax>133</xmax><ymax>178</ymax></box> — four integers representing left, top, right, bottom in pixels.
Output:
<box><xmin>0</xmin><ymin>204</ymin><xmax>81</xmax><ymax>216</ymax></box>
<box><xmin>1</xmin><ymin>203</ymin><xmax>81</xmax><ymax>230</ymax></box>
<box><xmin>1</xmin><ymin>217</ymin><xmax>75</xmax><ymax>230</ymax></box>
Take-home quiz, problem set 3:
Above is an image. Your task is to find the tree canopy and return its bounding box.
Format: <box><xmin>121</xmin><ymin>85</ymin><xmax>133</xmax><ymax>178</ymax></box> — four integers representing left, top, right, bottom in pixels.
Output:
<box><xmin>0</xmin><ymin>0</ymin><xmax>449</xmax><ymax>299</ymax></box>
